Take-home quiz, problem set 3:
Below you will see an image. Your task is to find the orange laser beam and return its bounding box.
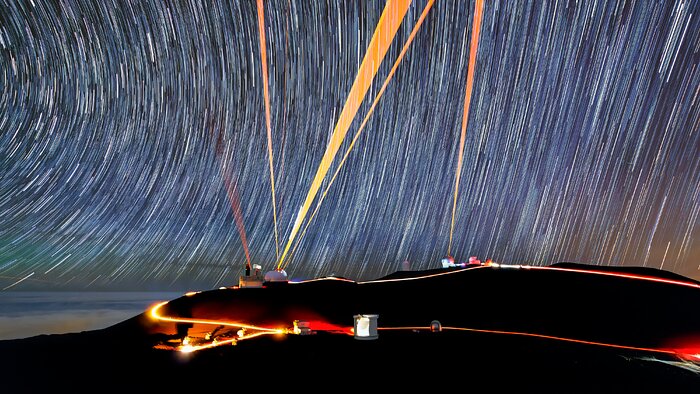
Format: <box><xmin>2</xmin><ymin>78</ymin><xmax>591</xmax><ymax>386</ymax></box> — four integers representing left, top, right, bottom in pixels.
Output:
<box><xmin>256</xmin><ymin>0</ymin><xmax>281</xmax><ymax>261</ymax></box>
<box><xmin>283</xmin><ymin>0</ymin><xmax>435</xmax><ymax>270</ymax></box>
<box><xmin>448</xmin><ymin>0</ymin><xmax>484</xmax><ymax>256</ymax></box>
<box><xmin>278</xmin><ymin>0</ymin><xmax>413</xmax><ymax>269</ymax></box>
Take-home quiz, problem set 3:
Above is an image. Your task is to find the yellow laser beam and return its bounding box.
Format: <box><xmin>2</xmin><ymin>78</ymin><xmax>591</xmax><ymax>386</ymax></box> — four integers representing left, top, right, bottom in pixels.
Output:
<box><xmin>283</xmin><ymin>0</ymin><xmax>436</xmax><ymax>270</ymax></box>
<box><xmin>278</xmin><ymin>0</ymin><xmax>413</xmax><ymax>270</ymax></box>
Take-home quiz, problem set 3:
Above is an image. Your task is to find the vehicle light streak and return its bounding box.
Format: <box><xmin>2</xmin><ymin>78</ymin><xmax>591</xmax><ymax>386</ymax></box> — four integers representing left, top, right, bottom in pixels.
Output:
<box><xmin>379</xmin><ymin>325</ymin><xmax>678</xmax><ymax>356</ymax></box>
<box><xmin>179</xmin><ymin>331</ymin><xmax>274</xmax><ymax>353</ymax></box>
<box><xmin>440</xmin><ymin>326</ymin><xmax>678</xmax><ymax>355</ymax></box>
<box><xmin>290</xmin><ymin>264</ymin><xmax>486</xmax><ymax>285</ymax></box>
<box><xmin>150</xmin><ymin>301</ymin><xmax>285</xmax><ymax>333</ymax></box>
<box><xmin>292</xmin><ymin>262</ymin><xmax>699</xmax><ymax>289</ymax></box>
<box><xmin>358</xmin><ymin>265</ymin><xmax>488</xmax><ymax>284</ymax></box>
<box><xmin>526</xmin><ymin>266</ymin><xmax>700</xmax><ymax>289</ymax></box>
<box><xmin>290</xmin><ymin>276</ymin><xmax>357</xmax><ymax>284</ymax></box>
<box><xmin>150</xmin><ymin>301</ymin><xmax>288</xmax><ymax>352</ymax></box>
<box><xmin>151</xmin><ymin>262</ymin><xmax>698</xmax><ymax>356</ymax></box>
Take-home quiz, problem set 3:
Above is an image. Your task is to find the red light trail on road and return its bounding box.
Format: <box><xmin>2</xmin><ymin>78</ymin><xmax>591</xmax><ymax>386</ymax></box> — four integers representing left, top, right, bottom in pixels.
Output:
<box><xmin>525</xmin><ymin>265</ymin><xmax>700</xmax><ymax>289</ymax></box>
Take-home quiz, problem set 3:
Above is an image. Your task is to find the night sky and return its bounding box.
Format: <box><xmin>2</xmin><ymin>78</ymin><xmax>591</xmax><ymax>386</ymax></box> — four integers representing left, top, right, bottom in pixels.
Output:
<box><xmin>1</xmin><ymin>0</ymin><xmax>698</xmax><ymax>291</ymax></box>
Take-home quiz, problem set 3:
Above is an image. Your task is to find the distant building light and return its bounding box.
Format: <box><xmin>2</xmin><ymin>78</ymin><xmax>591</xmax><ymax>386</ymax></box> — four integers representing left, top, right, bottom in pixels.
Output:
<box><xmin>293</xmin><ymin>320</ymin><xmax>312</xmax><ymax>335</ymax></box>
<box><xmin>441</xmin><ymin>256</ymin><xmax>455</xmax><ymax>268</ymax></box>
<box><xmin>500</xmin><ymin>264</ymin><xmax>521</xmax><ymax>269</ymax></box>
<box><xmin>180</xmin><ymin>345</ymin><xmax>194</xmax><ymax>353</ymax></box>
<box><xmin>353</xmin><ymin>314</ymin><xmax>379</xmax><ymax>340</ymax></box>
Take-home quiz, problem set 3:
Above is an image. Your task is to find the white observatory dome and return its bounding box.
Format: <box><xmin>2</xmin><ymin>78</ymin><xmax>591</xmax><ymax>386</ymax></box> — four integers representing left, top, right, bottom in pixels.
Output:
<box><xmin>264</xmin><ymin>269</ymin><xmax>288</xmax><ymax>282</ymax></box>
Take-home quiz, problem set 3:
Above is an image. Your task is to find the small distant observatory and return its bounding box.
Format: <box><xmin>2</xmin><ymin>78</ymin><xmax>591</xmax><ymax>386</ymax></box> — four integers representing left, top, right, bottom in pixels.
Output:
<box><xmin>353</xmin><ymin>314</ymin><xmax>379</xmax><ymax>340</ymax></box>
<box><xmin>239</xmin><ymin>264</ymin><xmax>263</xmax><ymax>288</ymax></box>
<box><xmin>264</xmin><ymin>269</ymin><xmax>288</xmax><ymax>283</ymax></box>
<box><xmin>441</xmin><ymin>255</ymin><xmax>456</xmax><ymax>268</ymax></box>
<box><xmin>239</xmin><ymin>264</ymin><xmax>288</xmax><ymax>287</ymax></box>
<box><xmin>441</xmin><ymin>255</ymin><xmax>482</xmax><ymax>268</ymax></box>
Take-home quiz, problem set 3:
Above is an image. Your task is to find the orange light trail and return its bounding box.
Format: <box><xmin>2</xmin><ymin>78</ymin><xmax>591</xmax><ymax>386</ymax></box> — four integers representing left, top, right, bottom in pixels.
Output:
<box><xmin>526</xmin><ymin>266</ymin><xmax>700</xmax><ymax>289</ymax></box>
<box><xmin>278</xmin><ymin>0</ymin><xmax>413</xmax><ymax>270</ymax></box>
<box><xmin>448</xmin><ymin>0</ymin><xmax>484</xmax><ymax>256</ymax></box>
<box><xmin>441</xmin><ymin>326</ymin><xmax>678</xmax><ymax>355</ymax></box>
<box><xmin>289</xmin><ymin>264</ymin><xmax>486</xmax><ymax>285</ymax></box>
<box><xmin>379</xmin><ymin>325</ymin><xmax>678</xmax><ymax>356</ymax></box>
<box><xmin>150</xmin><ymin>301</ymin><xmax>285</xmax><ymax>333</ymax></box>
<box><xmin>290</xmin><ymin>276</ymin><xmax>357</xmax><ymax>284</ymax></box>
<box><xmin>151</xmin><ymin>263</ymin><xmax>698</xmax><ymax>356</ymax></box>
<box><xmin>291</xmin><ymin>261</ymin><xmax>700</xmax><ymax>288</ymax></box>
<box><xmin>179</xmin><ymin>331</ymin><xmax>275</xmax><ymax>353</ymax></box>
<box><xmin>150</xmin><ymin>301</ymin><xmax>287</xmax><ymax>352</ymax></box>
<box><xmin>358</xmin><ymin>265</ymin><xmax>487</xmax><ymax>284</ymax></box>
<box><xmin>256</xmin><ymin>0</ymin><xmax>280</xmax><ymax>260</ymax></box>
<box><xmin>282</xmin><ymin>0</ymin><xmax>435</xmax><ymax>270</ymax></box>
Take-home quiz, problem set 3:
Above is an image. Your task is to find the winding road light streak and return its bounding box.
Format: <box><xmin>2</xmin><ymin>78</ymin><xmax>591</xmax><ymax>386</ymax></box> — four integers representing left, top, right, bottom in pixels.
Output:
<box><xmin>150</xmin><ymin>264</ymin><xmax>698</xmax><ymax>356</ymax></box>
<box><xmin>179</xmin><ymin>331</ymin><xmax>275</xmax><ymax>353</ymax></box>
<box><xmin>150</xmin><ymin>301</ymin><xmax>288</xmax><ymax>352</ymax></box>
<box><xmin>379</xmin><ymin>325</ymin><xmax>678</xmax><ymax>356</ymax></box>
<box><xmin>150</xmin><ymin>301</ymin><xmax>286</xmax><ymax>334</ymax></box>
<box><xmin>525</xmin><ymin>266</ymin><xmax>700</xmax><ymax>290</ymax></box>
<box><xmin>440</xmin><ymin>326</ymin><xmax>679</xmax><ymax>355</ymax></box>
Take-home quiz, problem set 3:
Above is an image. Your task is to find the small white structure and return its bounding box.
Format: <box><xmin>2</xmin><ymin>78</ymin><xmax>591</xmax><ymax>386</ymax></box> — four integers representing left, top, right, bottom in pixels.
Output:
<box><xmin>441</xmin><ymin>255</ymin><xmax>456</xmax><ymax>268</ymax></box>
<box><xmin>353</xmin><ymin>314</ymin><xmax>379</xmax><ymax>340</ymax></box>
<box><xmin>239</xmin><ymin>264</ymin><xmax>264</xmax><ymax>288</ymax></box>
<box><xmin>430</xmin><ymin>320</ymin><xmax>442</xmax><ymax>332</ymax></box>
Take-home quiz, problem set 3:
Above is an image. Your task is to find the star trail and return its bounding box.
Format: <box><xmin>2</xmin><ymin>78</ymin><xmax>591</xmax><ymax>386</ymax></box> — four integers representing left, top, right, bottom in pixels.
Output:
<box><xmin>0</xmin><ymin>0</ymin><xmax>698</xmax><ymax>290</ymax></box>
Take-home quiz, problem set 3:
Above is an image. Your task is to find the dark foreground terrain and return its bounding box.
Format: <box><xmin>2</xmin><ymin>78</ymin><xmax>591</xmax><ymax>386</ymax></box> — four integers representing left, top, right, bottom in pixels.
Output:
<box><xmin>2</xmin><ymin>263</ymin><xmax>699</xmax><ymax>393</ymax></box>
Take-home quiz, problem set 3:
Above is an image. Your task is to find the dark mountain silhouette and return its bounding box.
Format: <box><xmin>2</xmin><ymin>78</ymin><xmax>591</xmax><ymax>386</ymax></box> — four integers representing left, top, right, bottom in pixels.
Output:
<box><xmin>1</xmin><ymin>262</ymin><xmax>699</xmax><ymax>392</ymax></box>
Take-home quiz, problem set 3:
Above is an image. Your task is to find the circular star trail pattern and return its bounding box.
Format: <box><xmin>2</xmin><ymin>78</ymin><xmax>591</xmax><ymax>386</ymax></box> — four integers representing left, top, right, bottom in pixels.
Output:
<box><xmin>0</xmin><ymin>0</ymin><xmax>698</xmax><ymax>290</ymax></box>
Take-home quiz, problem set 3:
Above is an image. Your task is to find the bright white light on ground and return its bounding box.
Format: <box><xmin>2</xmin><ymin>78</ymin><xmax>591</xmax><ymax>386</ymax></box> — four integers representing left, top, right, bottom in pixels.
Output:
<box><xmin>180</xmin><ymin>345</ymin><xmax>194</xmax><ymax>353</ymax></box>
